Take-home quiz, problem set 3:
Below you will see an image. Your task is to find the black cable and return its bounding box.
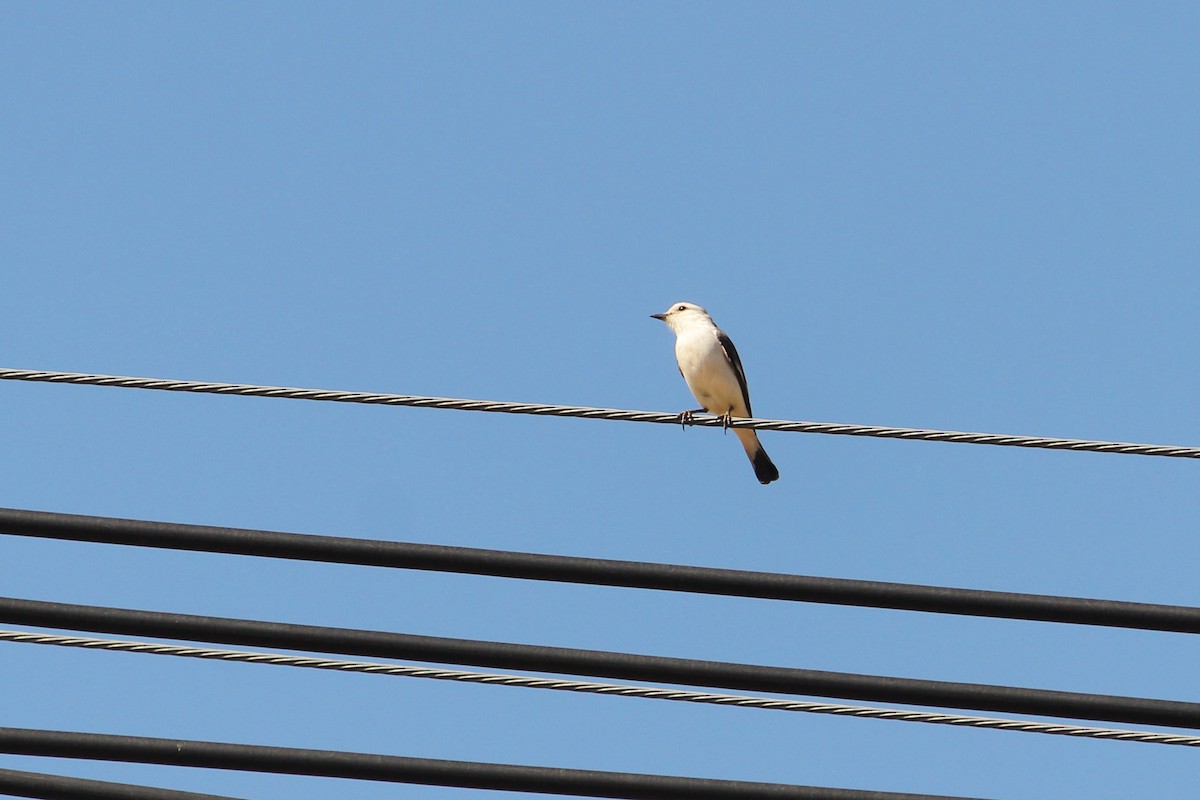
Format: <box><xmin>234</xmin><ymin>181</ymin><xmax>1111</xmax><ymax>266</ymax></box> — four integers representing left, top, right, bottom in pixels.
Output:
<box><xmin>0</xmin><ymin>766</ymin><xmax>242</xmax><ymax>800</ymax></box>
<box><xmin>3</xmin><ymin>507</ymin><xmax>1199</xmax><ymax>634</ymax></box>
<box><xmin>2</xmin><ymin>596</ymin><xmax>1198</xmax><ymax>730</ymax></box>
<box><xmin>0</xmin><ymin>727</ymin><xmax>988</xmax><ymax>800</ymax></box>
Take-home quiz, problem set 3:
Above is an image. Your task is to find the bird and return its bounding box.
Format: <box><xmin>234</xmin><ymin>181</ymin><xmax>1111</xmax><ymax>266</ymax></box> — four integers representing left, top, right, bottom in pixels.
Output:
<box><xmin>651</xmin><ymin>302</ymin><xmax>779</xmax><ymax>484</ymax></box>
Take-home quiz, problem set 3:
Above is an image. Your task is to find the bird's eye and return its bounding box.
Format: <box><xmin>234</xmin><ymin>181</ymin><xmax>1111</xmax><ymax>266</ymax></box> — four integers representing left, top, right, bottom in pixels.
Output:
<box><xmin>677</xmin><ymin>305</ymin><xmax>686</xmax><ymax>311</ymax></box>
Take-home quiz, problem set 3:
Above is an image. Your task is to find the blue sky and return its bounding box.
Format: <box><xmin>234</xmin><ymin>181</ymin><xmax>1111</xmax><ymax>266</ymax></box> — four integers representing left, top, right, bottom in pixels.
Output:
<box><xmin>2</xmin><ymin>3</ymin><xmax>1199</xmax><ymax>798</ymax></box>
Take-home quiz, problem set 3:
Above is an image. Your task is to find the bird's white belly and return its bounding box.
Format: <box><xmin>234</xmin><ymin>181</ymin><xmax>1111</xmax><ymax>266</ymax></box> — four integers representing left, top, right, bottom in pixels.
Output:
<box><xmin>675</xmin><ymin>331</ymin><xmax>745</xmax><ymax>415</ymax></box>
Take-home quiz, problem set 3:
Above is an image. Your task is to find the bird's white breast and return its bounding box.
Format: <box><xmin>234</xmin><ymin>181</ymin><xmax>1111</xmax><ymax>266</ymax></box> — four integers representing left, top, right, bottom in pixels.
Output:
<box><xmin>674</xmin><ymin>327</ymin><xmax>745</xmax><ymax>415</ymax></box>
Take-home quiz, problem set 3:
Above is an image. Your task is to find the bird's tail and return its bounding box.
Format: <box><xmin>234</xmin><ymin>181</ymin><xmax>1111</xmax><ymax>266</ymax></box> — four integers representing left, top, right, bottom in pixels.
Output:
<box><xmin>734</xmin><ymin>429</ymin><xmax>780</xmax><ymax>485</ymax></box>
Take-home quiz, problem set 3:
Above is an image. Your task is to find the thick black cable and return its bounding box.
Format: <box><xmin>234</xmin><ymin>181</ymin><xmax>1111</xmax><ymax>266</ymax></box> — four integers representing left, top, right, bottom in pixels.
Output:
<box><xmin>4</xmin><ymin>507</ymin><xmax>1199</xmax><ymax>634</ymax></box>
<box><xmin>2</xmin><ymin>596</ymin><xmax>1198</xmax><ymax>730</ymax></box>
<box><xmin>0</xmin><ymin>727</ymin><xmax>986</xmax><ymax>800</ymax></box>
<box><xmin>0</xmin><ymin>767</ymin><xmax>243</xmax><ymax>800</ymax></box>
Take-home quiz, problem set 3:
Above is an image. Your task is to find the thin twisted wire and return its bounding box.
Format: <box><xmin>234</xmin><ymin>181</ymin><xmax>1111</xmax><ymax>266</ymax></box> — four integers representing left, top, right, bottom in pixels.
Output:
<box><xmin>5</xmin><ymin>629</ymin><xmax>1199</xmax><ymax>748</ymax></box>
<box><xmin>2</xmin><ymin>368</ymin><xmax>1197</xmax><ymax>458</ymax></box>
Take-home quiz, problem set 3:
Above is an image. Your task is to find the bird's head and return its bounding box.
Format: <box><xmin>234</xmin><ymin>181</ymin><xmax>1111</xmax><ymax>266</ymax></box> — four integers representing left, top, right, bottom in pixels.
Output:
<box><xmin>650</xmin><ymin>302</ymin><xmax>709</xmax><ymax>332</ymax></box>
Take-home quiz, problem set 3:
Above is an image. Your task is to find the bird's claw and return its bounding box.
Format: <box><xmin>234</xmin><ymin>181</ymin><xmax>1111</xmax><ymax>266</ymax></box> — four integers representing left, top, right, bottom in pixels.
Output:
<box><xmin>678</xmin><ymin>409</ymin><xmax>705</xmax><ymax>429</ymax></box>
<box><xmin>719</xmin><ymin>411</ymin><xmax>733</xmax><ymax>433</ymax></box>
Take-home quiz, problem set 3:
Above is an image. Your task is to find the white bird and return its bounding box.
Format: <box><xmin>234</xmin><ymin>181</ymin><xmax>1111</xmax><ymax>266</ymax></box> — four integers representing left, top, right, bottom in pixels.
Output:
<box><xmin>651</xmin><ymin>302</ymin><xmax>779</xmax><ymax>485</ymax></box>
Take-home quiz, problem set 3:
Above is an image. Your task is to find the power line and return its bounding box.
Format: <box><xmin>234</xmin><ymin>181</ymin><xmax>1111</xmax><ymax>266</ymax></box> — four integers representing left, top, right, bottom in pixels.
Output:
<box><xmin>2</xmin><ymin>596</ymin><xmax>1198</xmax><ymax>730</ymax></box>
<box><xmin>0</xmin><ymin>726</ymin><xmax>989</xmax><ymax>800</ymax></box>
<box><xmin>1</xmin><ymin>367</ymin><xmax>1196</xmax><ymax>459</ymax></box>
<box><xmin>0</xmin><ymin>767</ymin><xmax>242</xmax><ymax>800</ymax></box>
<box><xmin>4</xmin><ymin>506</ymin><xmax>1199</xmax><ymax>634</ymax></box>
<box><xmin>6</xmin><ymin>628</ymin><xmax>1199</xmax><ymax>749</ymax></box>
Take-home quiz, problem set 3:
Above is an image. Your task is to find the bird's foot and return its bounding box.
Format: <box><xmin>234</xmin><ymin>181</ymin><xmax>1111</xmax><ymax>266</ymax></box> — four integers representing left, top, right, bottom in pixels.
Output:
<box><xmin>718</xmin><ymin>410</ymin><xmax>733</xmax><ymax>432</ymax></box>
<box><xmin>678</xmin><ymin>409</ymin><xmax>705</xmax><ymax>429</ymax></box>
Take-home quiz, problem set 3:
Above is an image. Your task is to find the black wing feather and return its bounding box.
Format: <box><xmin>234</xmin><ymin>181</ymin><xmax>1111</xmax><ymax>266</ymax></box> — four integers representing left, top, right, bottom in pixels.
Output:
<box><xmin>716</xmin><ymin>330</ymin><xmax>753</xmax><ymax>417</ymax></box>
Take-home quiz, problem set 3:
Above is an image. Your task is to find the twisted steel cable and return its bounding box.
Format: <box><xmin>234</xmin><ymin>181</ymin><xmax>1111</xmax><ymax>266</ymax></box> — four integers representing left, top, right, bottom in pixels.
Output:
<box><xmin>5</xmin><ymin>629</ymin><xmax>1198</xmax><ymax>748</ymax></box>
<box><xmin>1</xmin><ymin>368</ymin><xmax>1197</xmax><ymax>458</ymax></box>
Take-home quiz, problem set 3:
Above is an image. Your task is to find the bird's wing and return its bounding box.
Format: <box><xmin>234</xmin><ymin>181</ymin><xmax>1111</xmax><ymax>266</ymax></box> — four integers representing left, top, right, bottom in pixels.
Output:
<box><xmin>716</xmin><ymin>330</ymin><xmax>753</xmax><ymax>417</ymax></box>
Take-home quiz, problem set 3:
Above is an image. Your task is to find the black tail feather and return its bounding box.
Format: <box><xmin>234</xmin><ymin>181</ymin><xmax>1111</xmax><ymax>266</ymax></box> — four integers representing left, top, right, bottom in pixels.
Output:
<box><xmin>752</xmin><ymin>447</ymin><xmax>779</xmax><ymax>485</ymax></box>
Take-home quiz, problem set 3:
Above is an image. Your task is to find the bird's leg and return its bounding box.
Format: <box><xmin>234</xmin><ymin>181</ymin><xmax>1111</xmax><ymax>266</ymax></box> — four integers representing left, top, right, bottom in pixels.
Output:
<box><xmin>678</xmin><ymin>408</ymin><xmax>706</xmax><ymax>429</ymax></box>
<box><xmin>719</xmin><ymin>407</ymin><xmax>734</xmax><ymax>433</ymax></box>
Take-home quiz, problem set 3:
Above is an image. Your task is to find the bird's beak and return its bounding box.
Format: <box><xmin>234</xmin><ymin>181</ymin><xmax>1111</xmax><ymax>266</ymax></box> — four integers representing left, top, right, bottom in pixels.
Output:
<box><xmin>650</xmin><ymin>313</ymin><xmax>666</xmax><ymax>321</ymax></box>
